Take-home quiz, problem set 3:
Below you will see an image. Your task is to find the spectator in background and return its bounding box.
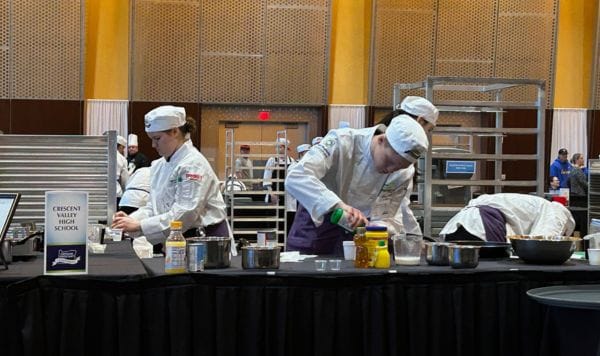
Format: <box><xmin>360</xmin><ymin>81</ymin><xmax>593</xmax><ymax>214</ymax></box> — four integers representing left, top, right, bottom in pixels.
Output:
<box><xmin>548</xmin><ymin>176</ymin><xmax>561</xmax><ymax>193</ymax></box>
<box><xmin>569</xmin><ymin>153</ymin><xmax>588</xmax><ymax>198</ymax></box>
<box><xmin>549</xmin><ymin>148</ymin><xmax>572</xmax><ymax>188</ymax></box>
<box><xmin>234</xmin><ymin>144</ymin><xmax>253</xmax><ymax>180</ymax></box>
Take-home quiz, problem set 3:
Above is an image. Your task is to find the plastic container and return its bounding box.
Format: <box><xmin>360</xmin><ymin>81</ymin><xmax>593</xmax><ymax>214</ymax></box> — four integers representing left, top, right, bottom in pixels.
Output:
<box><xmin>165</xmin><ymin>221</ymin><xmax>186</xmax><ymax>274</ymax></box>
<box><xmin>330</xmin><ymin>208</ymin><xmax>354</xmax><ymax>233</ymax></box>
<box><xmin>374</xmin><ymin>240</ymin><xmax>391</xmax><ymax>268</ymax></box>
<box><xmin>353</xmin><ymin>227</ymin><xmax>369</xmax><ymax>268</ymax></box>
<box><xmin>365</xmin><ymin>226</ymin><xmax>388</xmax><ymax>267</ymax></box>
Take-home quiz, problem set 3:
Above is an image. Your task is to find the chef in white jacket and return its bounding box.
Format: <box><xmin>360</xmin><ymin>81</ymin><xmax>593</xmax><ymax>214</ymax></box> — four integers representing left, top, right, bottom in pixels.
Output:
<box><xmin>285</xmin><ymin>117</ymin><xmax>428</xmax><ymax>255</ymax></box>
<box><xmin>375</xmin><ymin>96</ymin><xmax>439</xmax><ymax>235</ymax></box>
<box><xmin>112</xmin><ymin>105</ymin><xmax>229</xmax><ymax>247</ymax></box>
<box><xmin>440</xmin><ymin>193</ymin><xmax>575</xmax><ymax>242</ymax></box>
<box><xmin>118</xmin><ymin>166</ymin><xmax>151</xmax><ymax>215</ymax></box>
<box><xmin>116</xmin><ymin>135</ymin><xmax>129</xmax><ymax>205</ymax></box>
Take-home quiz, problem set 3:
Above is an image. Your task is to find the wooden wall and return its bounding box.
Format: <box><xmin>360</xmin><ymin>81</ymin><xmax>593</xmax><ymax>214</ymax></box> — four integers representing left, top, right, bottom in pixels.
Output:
<box><xmin>0</xmin><ymin>100</ymin><xmax>83</xmax><ymax>135</ymax></box>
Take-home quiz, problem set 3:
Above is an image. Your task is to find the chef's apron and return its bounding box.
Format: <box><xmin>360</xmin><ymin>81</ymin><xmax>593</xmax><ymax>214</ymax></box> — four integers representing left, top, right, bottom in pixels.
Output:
<box><xmin>183</xmin><ymin>219</ymin><xmax>230</xmax><ymax>238</ymax></box>
<box><xmin>286</xmin><ymin>204</ymin><xmax>352</xmax><ymax>256</ymax></box>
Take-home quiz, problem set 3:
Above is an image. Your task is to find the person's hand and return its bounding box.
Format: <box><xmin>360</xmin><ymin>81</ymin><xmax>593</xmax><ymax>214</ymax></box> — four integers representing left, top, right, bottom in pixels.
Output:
<box><xmin>270</xmin><ymin>194</ymin><xmax>279</xmax><ymax>205</ymax></box>
<box><xmin>112</xmin><ymin>214</ymin><xmax>141</xmax><ymax>233</ymax></box>
<box><xmin>337</xmin><ymin>202</ymin><xmax>368</xmax><ymax>228</ymax></box>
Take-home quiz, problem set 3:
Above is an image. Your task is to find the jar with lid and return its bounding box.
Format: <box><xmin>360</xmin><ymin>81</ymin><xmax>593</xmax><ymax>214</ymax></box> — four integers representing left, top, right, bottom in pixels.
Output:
<box><xmin>330</xmin><ymin>208</ymin><xmax>354</xmax><ymax>233</ymax></box>
<box><xmin>353</xmin><ymin>227</ymin><xmax>369</xmax><ymax>268</ymax></box>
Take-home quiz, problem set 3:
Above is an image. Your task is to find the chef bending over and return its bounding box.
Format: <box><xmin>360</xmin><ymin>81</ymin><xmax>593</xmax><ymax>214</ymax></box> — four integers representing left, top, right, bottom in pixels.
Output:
<box><xmin>440</xmin><ymin>193</ymin><xmax>575</xmax><ymax>242</ymax></box>
<box><xmin>285</xmin><ymin>117</ymin><xmax>428</xmax><ymax>255</ymax></box>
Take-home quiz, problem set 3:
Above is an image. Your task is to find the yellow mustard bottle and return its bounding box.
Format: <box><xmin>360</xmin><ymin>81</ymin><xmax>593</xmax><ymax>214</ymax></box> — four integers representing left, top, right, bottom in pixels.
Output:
<box><xmin>374</xmin><ymin>239</ymin><xmax>391</xmax><ymax>269</ymax></box>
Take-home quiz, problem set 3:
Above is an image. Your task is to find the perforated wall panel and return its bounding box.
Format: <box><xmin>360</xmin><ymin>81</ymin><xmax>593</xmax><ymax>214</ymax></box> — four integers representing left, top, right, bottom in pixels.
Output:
<box><xmin>371</xmin><ymin>0</ymin><xmax>437</xmax><ymax>105</ymax></box>
<box><xmin>200</xmin><ymin>0</ymin><xmax>263</xmax><ymax>103</ymax></box>
<box><xmin>132</xmin><ymin>0</ymin><xmax>330</xmax><ymax>105</ymax></box>
<box><xmin>495</xmin><ymin>0</ymin><xmax>557</xmax><ymax>104</ymax></box>
<box><xmin>11</xmin><ymin>0</ymin><xmax>83</xmax><ymax>100</ymax></box>
<box><xmin>371</xmin><ymin>0</ymin><xmax>558</xmax><ymax>108</ymax></box>
<box><xmin>131</xmin><ymin>0</ymin><xmax>200</xmax><ymax>102</ymax></box>
<box><xmin>0</xmin><ymin>0</ymin><xmax>9</xmax><ymax>99</ymax></box>
<box><xmin>594</xmin><ymin>5</ymin><xmax>600</xmax><ymax>110</ymax></box>
<box><xmin>264</xmin><ymin>2</ymin><xmax>329</xmax><ymax>104</ymax></box>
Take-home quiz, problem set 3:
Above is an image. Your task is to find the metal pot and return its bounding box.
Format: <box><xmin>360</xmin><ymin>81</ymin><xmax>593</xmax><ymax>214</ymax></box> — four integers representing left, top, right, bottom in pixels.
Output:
<box><xmin>241</xmin><ymin>246</ymin><xmax>280</xmax><ymax>269</ymax></box>
<box><xmin>449</xmin><ymin>245</ymin><xmax>480</xmax><ymax>269</ymax></box>
<box><xmin>193</xmin><ymin>236</ymin><xmax>231</xmax><ymax>268</ymax></box>
<box><xmin>425</xmin><ymin>242</ymin><xmax>453</xmax><ymax>266</ymax></box>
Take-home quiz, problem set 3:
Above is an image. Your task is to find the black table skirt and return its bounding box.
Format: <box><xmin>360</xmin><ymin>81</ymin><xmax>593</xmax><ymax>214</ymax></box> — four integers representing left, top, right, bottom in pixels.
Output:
<box><xmin>2</xmin><ymin>246</ymin><xmax>600</xmax><ymax>356</ymax></box>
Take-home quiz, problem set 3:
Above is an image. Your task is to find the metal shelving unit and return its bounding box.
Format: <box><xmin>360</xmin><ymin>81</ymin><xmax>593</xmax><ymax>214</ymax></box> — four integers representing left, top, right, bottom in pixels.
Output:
<box><xmin>224</xmin><ymin>129</ymin><xmax>289</xmax><ymax>246</ymax></box>
<box><xmin>589</xmin><ymin>159</ymin><xmax>600</xmax><ymax>229</ymax></box>
<box><xmin>394</xmin><ymin>77</ymin><xmax>546</xmax><ymax>236</ymax></box>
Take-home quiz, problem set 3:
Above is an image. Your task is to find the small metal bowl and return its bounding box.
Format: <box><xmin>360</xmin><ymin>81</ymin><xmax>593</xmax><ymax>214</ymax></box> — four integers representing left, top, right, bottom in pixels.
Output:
<box><xmin>425</xmin><ymin>242</ymin><xmax>454</xmax><ymax>266</ymax></box>
<box><xmin>448</xmin><ymin>245</ymin><xmax>480</xmax><ymax>269</ymax></box>
<box><xmin>241</xmin><ymin>245</ymin><xmax>280</xmax><ymax>269</ymax></box>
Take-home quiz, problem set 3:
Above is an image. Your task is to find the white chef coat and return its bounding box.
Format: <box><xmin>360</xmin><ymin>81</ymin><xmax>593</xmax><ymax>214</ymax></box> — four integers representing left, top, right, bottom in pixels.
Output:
<box><xmin>119</xmin><ymin>167</ymin><xmax>151</xmax><ymax>209</ymax></box>
<box><xmin>440</xmin><ymin>193</ymin><xmax>575</xmax><ymax>240</ymax></box>
<box><xmin>285</xmin><ymin>126</ymin><xmax>411</xmax><ymax>235</ymax></box>
<box><xmin>263</xmin><ymin>155</ymin><xmax>296</xmax><ymax>211</ymax></box>
<box><xmin>116</xmin><ymin>152</ymin><xmax>129</xmax><ymax>198</ymax></box>
<box><xmin>130</xmin><ymin>143</ymin><xmax>227</xmax><ymax>245</ymax></box>
<box><xmin>235</xmin><ymin>157</ymin><xmax>253</xmax><ymax>180</ymax></box>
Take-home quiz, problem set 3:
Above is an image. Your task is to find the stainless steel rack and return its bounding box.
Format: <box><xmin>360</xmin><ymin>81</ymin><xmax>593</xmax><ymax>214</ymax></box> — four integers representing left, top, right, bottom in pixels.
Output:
<box><xmin>224</xmin><ymin>129</ymin><xmax>290</xmax><ymax>246</ymax></box>
<box><xmin>394</xmin><ymin>77</ymin><xmax>546</xmax><ymax>237</ymax></box>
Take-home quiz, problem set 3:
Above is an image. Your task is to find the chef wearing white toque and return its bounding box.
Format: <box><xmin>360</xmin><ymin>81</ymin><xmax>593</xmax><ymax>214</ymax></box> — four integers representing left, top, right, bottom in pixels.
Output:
<box><xmin>112</xmin><ymin>105</ymin><xmax>230</xmax><ymax>249</ymax></box>
<box><xmin>285</xmin><ymin>117</ymin><xmax>428</xmax><ymax>255</ymax></box>
<box><xmin>127</xmin><ymin>133</ymin><xmax>150</xmax><ymax>174</ymax></box>
<box><xmin>116</xmin><ymin>135</ymin><xmax>129</xmax><ymax>203</ymax></box>
<box><xmin>296</xmin><ymin>143</ymin><xmax>311</xmax><ymax>160</ymax></box>
<box><xmin>377</xmin><ymin>96</ymin><xmax>439</xmax><ymax>235</ymax></box>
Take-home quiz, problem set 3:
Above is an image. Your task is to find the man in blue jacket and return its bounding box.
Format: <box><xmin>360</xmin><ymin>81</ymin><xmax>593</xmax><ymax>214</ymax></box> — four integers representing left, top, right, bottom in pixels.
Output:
<box><xmin>549</xmin><ymin>148</ymin><xmax>572</xmax><ymax>188</ymax></box>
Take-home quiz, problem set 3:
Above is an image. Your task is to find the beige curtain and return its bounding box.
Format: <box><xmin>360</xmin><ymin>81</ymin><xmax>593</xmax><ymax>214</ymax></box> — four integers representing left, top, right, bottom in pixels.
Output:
<box><xmin>85</xmin><ymin>99</ymin><xmax>129</xmax><ymax>136</ymax></box>
<box><xmin>551</xmin><ymin>108</ymin><xmax>588</xmax><ymax>162</ymax></box>
<box><xmin>328</xmin><ymin>105</ymin><xmax>366</xmax><ymax>129</ymax></box>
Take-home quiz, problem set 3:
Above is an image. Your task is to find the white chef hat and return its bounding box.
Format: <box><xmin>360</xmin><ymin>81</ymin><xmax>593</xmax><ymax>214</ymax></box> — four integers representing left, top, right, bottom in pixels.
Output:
<box><xmin>386</xmin><ymin>116</ymin><xmax>428</xmax><ymax>163</ymax></box>
<box><xmin>311</xmin><ymin>136</ymin><xmax>323</xmax><ymax>145</ymax></box>
<box><xmin>117</xmin><ymin>135</ymin><xmax>127</xmax><ymax>147</ymax></box>
<box><xmin>297</xmin><ymin>144</ymin><xmax>311</xmax><ymax>153</ymax></box>
<box><xmin>338</xmin><ymin>121</ymin><xmax>350</xmax><ymax>129</ymax></box>
<box><xmin>277</xmin><ymin>137</ymin><xmax>290</xmax><ymax>146</ymax></box>
<box><xmin>400</xmin><ymin>96</ymin><xmax>439</xmax><ymax>125</ymax></box>
<box><xmin>144</xmin><ymin>105</ymin><xmax>186</xmax><ymax>132</ymax></box>
<box><xmin>128</xmin><ymin>134</ymin><xmax>138</xmax><ymax>146</ymax></box>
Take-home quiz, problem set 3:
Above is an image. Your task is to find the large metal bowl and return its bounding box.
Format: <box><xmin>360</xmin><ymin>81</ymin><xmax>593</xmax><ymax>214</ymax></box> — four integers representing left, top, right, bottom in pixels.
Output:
<box><xmin>509</xmin><ymin>235</ymin><xmax>580</xmax><ymax>265</ymax></box>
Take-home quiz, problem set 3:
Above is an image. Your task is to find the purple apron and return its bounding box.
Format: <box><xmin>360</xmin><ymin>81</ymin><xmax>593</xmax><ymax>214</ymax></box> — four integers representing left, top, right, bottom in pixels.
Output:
<box><xmin>477</xmin><ymin>205</ymin><xmax>507</xmax><ymax>242</ymax></box>
<box><xmin>286</xmin><ymin>204</ymin><xmax>352</xmax><ymax>256</ymax></box>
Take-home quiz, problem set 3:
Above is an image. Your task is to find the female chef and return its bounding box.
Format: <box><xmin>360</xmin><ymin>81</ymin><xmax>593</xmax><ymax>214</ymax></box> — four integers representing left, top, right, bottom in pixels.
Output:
<box><xmin>112</xmin><ymin>105</ymin><xmax>229</xmax><ymax>247</ymax></box>
<box><xmin>285</xmin><ymin>117</ymin><xmax>429</xmax><ymax>255</ymax></box>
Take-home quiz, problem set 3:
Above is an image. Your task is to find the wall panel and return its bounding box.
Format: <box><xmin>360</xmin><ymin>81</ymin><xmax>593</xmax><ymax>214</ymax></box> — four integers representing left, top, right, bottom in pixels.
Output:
<box><xmin>10</xmin><ymin>100</ymin><xmax>83</xmax><ymax>135</ymax></box>
<box><xmin>131</xmin><ymin>0</ymin><xmax>200</xmax><ymax>102</ymax></box>
<box><xmin>370</xmin><ymin>0</ymin><xmax>436</xmax><ymax>105</ymax></box>
<box><xmin>0</xmin><ymin>99</ymin><xmax>9</xmax><ymax>133</ymax></box>
<box><xmin>370</xmin><ymin>0</ymin><xmax>558</xmax><ymax>108</ymax></box>
<box><xmin>131</xmin><ymin>0</ymin><xmax>330</xmax><ymax>105</ymax></box>
<box><xmin>0</xmin><ymin>0</ymin><xmax>8</xmax><ymax>99</ymax></box>
<box><xmin>11</xmin><ymin>0</ymin><xmax>83</xmax><ymax>100</ymax></box>
<box><xmin>264</xmin><ymin>2</ymin><xmax>329</xmax><ymax>104</ymax></box>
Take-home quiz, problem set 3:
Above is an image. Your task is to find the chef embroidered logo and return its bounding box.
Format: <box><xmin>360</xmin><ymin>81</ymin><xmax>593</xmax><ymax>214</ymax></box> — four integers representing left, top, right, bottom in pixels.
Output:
<box><xmin>51</xmin><ymin>249</ymin><xmax>81</xmax><ymax>266</ymax></box>
<box><xmin>185</xmin><ymin>173</ymin><xmax>202</xmax><ymax>181</ymax></box>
